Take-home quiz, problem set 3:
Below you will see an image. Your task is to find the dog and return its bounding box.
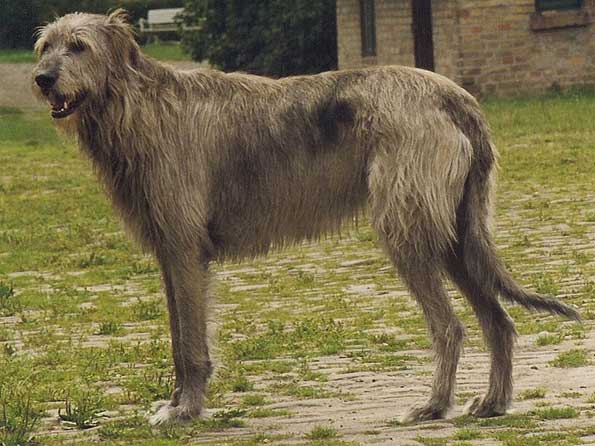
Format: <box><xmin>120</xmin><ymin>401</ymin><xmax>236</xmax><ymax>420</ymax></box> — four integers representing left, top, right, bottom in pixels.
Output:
<box><xmin>32</xmin><ymin>10</ymin><xmax>579</xmax><ymax>425</ymax></box>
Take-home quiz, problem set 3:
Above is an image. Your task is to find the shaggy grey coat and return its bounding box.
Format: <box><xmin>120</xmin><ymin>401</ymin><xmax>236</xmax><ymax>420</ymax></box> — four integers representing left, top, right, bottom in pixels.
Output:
<box><xmin>32</xmin><ymin>10</ymin><xmax>579</xmax><ymax>425</ymax></box>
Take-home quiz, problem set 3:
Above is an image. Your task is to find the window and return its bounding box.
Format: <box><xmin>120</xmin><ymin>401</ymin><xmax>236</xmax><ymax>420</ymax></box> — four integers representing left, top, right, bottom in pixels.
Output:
<box><xmin>360</xmin><ymin>0</ymin><xmax>376</xmax><ymax>57</ymax></box>
<box><xmin>531</xmin><ymin>0</ymin><xmax>588</xmax><ymax>30</ymax></box>
<box><xmin>535</xmin><ymin>0</ymin><xmax>582</xmax><ymax>11</ymax></box>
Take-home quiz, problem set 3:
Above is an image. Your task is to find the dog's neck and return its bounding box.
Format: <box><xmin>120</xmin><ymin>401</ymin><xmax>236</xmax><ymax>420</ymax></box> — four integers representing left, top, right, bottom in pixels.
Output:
<box><xmin>76</xmin><ymin>53</ymin><xmax>175</xmax><ymax>158</ymax></box>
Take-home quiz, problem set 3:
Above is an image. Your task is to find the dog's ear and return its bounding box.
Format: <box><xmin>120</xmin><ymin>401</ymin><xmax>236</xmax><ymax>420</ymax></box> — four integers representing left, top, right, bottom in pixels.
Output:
<box><xmin>106</xmin><ymin>8</ymin><xmax>140</xmax><ymax>67</ymax></box>
<box><xmin>108</xmin><ymin>8</ymin><xmax>130</xmax><ymax>26</ymax></box>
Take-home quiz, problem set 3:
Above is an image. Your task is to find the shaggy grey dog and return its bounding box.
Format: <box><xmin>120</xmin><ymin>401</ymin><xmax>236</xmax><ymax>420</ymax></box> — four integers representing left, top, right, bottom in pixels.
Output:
<box><xmin>32</xmin><ymin>10</ymin><xmax>579</xmax><ymax>425</ymax></box>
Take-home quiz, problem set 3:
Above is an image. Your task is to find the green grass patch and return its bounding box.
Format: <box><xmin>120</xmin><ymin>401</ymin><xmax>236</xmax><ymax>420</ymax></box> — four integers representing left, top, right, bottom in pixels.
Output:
<box><xmin>0</xmin><ymin>49</ymin><xmax>36</xmax><ymax>63</ymax></box>
<box><xmin>0</xmin><ymin>281</ymin><xmax>20</xmax><ymax>315</ymax></box>
<box><xmin>414</xmin><ymin>436</ymin><xmax>447</xmax><ymax>446</ymax></box>
<box><xmin>305</xmin><ymin>426</ymin><xmax>338</xmax><ymax>440</ymax></box>
<box><xmin>0</xmin><ymin>387</ymin><xmax>40</xmax><ymax>446</ymax></box>
<box><xmin>532</xmin><ymin>406</ymin><xmax>579</xmax><ymax>420</ymax></box>
<box><xmin>549</xmin><ymin>349</ymin><xmax>590</xmax><ymax>368</ymax></box>
<box><xmin>517</xmin><ymin>387</ymin><xmax>547</xmax><ymax>400</ymax></box>
<box><xmin>58</xmin><ymin>391</ymin><xmax>105</xmax><ymax>429</ymax></box>
<box><xmin>142</xmin><ymin>41</ymin><xmax>191</xmax><ymax>61</ymax></box>
<box><xmin>97</xmin><ymin>320</ymin><xmax>123</xmax><ymax>336</ymax></box>
<box><xmin>0</xmin><ymin>44</ymin><xmax>191</xmax><ymax>64</ymax></box>
<box><xmin>453</xmin><ymin>428</ymin><xmax>482</xmax><ymax>441</ymax></box>
<box><xmin>535</xmin><ymin>333</ymin><xmax>563</xmax><ymax>346</ymax></box>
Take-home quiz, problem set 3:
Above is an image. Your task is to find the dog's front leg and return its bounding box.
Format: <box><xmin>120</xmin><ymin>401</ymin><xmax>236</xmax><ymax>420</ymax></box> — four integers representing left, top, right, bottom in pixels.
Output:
<box><xmin>150</xmin><ymin>253</ymin><xmax>212</xmax><ymax>425</ymax></box>
<box><xmin>155</xmin><ymin>259</ymin><xmax>184</xmax><ymax>406</ymax></box>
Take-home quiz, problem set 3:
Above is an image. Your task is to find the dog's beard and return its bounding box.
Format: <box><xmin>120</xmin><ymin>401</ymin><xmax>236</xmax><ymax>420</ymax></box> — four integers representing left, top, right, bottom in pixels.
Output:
<box><xmin>53</xmin><ymin>111</ymin><xmax>79</xmax><ymax>137</ymax></box>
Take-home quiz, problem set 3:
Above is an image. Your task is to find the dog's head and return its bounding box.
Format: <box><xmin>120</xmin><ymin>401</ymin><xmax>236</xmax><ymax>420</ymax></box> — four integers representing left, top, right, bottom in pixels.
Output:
<box><xmin>32</xmin><ymin>9</ymin><xmax>139</xmax><ymax>121</ymax></box>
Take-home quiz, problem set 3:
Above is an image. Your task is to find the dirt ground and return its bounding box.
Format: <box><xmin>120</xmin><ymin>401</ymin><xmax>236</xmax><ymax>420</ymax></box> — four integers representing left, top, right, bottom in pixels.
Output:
<box><xmin>1</xmin><ymin>66</ymin><xmax>594</xmax><ymax>446</ymax></box>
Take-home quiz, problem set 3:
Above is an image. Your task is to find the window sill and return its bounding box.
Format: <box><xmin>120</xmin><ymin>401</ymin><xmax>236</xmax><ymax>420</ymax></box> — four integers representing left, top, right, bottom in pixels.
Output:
<box><xmin>530</xmin><ymin>8</ymin><xmax>591</xmax><ymax>31</ymax></box>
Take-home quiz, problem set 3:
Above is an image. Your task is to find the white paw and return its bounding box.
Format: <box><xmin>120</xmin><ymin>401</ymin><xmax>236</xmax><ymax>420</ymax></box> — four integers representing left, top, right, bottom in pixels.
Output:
<box><xmin>464</xmin><ymin>395</ymin><xmax>508</xmax><ymax>418</ymax></box>
<box><xmin>148</xmin><ymin>403</ymin><xmax>177</xmax><ymax>426</ymax></box>
<box><xmin>148</xmin><ymin>400</ymin><xmax>201</xmax><ymax>426</ymax></box>
<box><xmin>400</xmin><ymin>403</ymin><xmax>447</xmax><ymax>424</ymax></box>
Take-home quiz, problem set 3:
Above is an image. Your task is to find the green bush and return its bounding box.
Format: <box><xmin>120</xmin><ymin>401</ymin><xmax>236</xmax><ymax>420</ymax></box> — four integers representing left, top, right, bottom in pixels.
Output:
<box><xmin>181</xmin><ymin>0</ymin><xmax>337</xmax><ymax>77</ymax></box>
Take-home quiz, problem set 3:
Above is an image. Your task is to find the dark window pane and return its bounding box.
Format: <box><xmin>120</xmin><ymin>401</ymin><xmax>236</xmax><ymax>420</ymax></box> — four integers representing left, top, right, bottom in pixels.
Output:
<box><xmin>536</xmin><ymin>0</ymin><xmax>582</xmax><ymax>11</ymax></box>
<box><xmin>360</xmin><ymin>0</ymin><xmax>376</xmax><ymax>57</ymax></box>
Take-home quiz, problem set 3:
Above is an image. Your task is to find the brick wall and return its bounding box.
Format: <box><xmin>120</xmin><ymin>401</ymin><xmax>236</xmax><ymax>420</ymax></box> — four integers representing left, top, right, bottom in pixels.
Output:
<box><xmin>432</xmin><ymin>0</ymin><xmax>460</xmax><ymax>83</ymax></box>
<box><xmin>337</xmin><ymin>0</ymin><xmax>414</xmax><ymax>68</ymax></box>
<box><xmin>336</xmin><ymin>0</ymin><xmax>594</xmax><ymax>96</ymax></box>
<box><xmin>458</xmin><ymin>0</ymin><xmax>594</xmax><ymax>96</ymax></box>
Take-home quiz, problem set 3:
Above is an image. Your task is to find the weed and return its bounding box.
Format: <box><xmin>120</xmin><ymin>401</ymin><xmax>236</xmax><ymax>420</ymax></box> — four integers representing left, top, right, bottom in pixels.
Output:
<box><xmin>196</xmin><ymin>408</ymin><xmax>247</xmax><ymax>430</ymax></box>
<box><xmin>247</xmin><ymin>408</ymin><xmax>290</xmax><ymax>418</ymax></box>
<box><xmin>241</xmin><ymin>394</ymin><xmax>268</xmax><ymax>406</ymax></box>
<box><xmin>59</xmin><ymin>391</ymin><xmax>105</xmax><ymax>429</ymax></box>
<box><xmin>0</xmin><ymin>281</ymin><xmax>20</xmax><ymax>315</ymax></box>
<box><xmin>535</xmin><ymin>333</ymin><xmax>562</xmax><ymax>346</ymax></box>
<box><xmin>78</xmin><ymin>251</ymin><xmax>108</xmax><ymax>268</ymax></box>
<box><xmin>453</xmin><ymin>429</ymin><xmax>481</xmax><ymax>440</ymax></box>
<box><xmin>268</xmin><ymin>381</ymin><xmax>336</xmax><ymax>399</ymax></box>
<box><xmin>532</xmin><ymin>406</ymin><xmax>579</xmax><ymax>420</ymax></box>
<box><xmin>125</xmin><ymin>370</ymin><xmax>174</xmax><ymax>403</ymax></box>
<box><xmin>305</xmin><ymin>426</ymin><xmax>338</xmax><ymax>440</ymax></box>
<box><xmin>97</xmin><ymin>320</ymin><xmax>123</xmax><ymax>336</ymax></box>
<box><xmin>549</xmin><ymin>349</ymin><xmax>589</xmax><ymax>368</ymax></box>
<box><xmin>132</xmin><ymin>298</ymin><xmax>163</xmax><ymax>321</ymax></box>
<box><xmin>0</xmin><ymin>387</ymin><xmax>40</xmax><ymax>446</ymax></box>
<box><xmin>414</xmin><ymin>436</ymin><xmax>447</xmax><ymax>446</ymax></box>
<box><xmin>517</xmin><ymin>387</ymin><xmax>547</xmax><ymax>400</ymax></box>
<box><xmin>231</xmin><ymin>373</ymin><xmax>254</xmax><ymax>392</ymax></box>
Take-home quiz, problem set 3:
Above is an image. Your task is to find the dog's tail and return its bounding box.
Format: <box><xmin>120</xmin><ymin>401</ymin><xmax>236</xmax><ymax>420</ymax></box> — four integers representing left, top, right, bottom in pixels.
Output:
<box><xmin>455</xmin><ymin>121</ymin><xmax>580</xmax><ymax>321</ymax></box>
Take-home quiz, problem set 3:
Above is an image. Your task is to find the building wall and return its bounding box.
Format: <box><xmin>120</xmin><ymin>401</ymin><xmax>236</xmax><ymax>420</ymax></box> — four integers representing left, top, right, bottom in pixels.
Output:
<box><xmin>336</xmin><ymin>0</ymin><xmax>594</xmax><ymax>96</ymax></box>
<box><xmin>458</xmin><ymin>0</ymin><xmax>594</xmax><ymax>96</ymax></box>
<box><xmin>337</xmin><ymin>0</ymin><xmax>414</xmax><ymax>68</ymax></box>
<box><xmin>431</xmin><ymin>0</ymin><xmax>461</xmax><ymax>83</ymax></box>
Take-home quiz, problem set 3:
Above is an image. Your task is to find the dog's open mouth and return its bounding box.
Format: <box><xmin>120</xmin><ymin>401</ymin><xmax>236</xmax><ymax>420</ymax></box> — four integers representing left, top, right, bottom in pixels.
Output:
<box><xmin>49</xmin><ymin>93</ymin><xmax>86</xmax><ymax>119</ymax></box>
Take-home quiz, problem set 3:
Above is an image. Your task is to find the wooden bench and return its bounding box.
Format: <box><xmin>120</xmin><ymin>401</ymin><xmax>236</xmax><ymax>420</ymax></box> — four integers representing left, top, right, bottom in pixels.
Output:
<box><xmin>139</xmin><ymin>8</ymin><xmax>199</xmax><ymax>35</ymax></box>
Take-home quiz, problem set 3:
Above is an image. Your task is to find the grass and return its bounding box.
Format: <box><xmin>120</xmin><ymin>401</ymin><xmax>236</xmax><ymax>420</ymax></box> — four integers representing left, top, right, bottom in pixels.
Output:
<box><xmin>453</xmin><ymin>429</ymin><xmax>482</xmax><ymax>441</ymax></box>
<box><xmin>0</xmin><ymin>89</ymin><xmax>593</xmax><ymax>445</ymax></box>
<box><xmin>58</xmin><ymin>391</ymin><xmax>105</xmax><ymax>429</ymax></box>
<box><xmin>0</xmin><ymin>42</ymin><xmax>191</xmax><ymax>64</ymax></box>
<box><xmin>0</xmin><ymin>281</ymin><xmax>20</xmax><ymax>315</ymax></box>
<box><xmin>305</xmin><ymin>426</ymin><xmax>338</xmax><ymax>440</ymax></box>
<box><xmin>549</xmin><ymin>349</ymin><xmax>590</xmax><ymax>368</ymax></box>
<box><xmin>0</xmin><ymin>387</ymin><xmax>40</xmax><ymax>446</ymax></box>
<box><xmin>532</xmin><ymin>406</ymin><xmax>579</xmax><ymax>420</ymax></box>
<box><xmin>535</xmin><ymin>332</ymin><xmax>563</xmax><ymax>346</ymax></box>
<box><xmin>517</xmin><ymin>388</ymin><xmax>547</xmax><ymax>400</ymax></box>
<box><xmin>141</xmin><ymin>41</ymin><xmax>191</xmax><ymax>61</ymax></box>
<box><xmin>0</xmin><ymin>49</ymin><xmax>36</xmax><ymax>63</ymax></box>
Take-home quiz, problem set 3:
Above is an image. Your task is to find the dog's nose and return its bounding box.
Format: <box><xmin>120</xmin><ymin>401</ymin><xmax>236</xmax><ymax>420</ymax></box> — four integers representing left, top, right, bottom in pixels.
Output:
<box><xmin>35</xmin><ymin>73</ymin><xmax>57</xmax><ymax>90</ymax></box>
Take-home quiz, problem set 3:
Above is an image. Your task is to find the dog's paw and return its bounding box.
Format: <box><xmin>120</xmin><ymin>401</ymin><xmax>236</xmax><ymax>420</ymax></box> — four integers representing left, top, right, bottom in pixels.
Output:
<box><xmin>464</xmin><ymin>395</ymin><xmax>508</xmax><ymax>418</ymax></box>
<box><xmin>401</xmin><ymin>403</ymin><xmax>447</xmax><ymax>424</ymax></box>
<box><xmin>148</xmin><ymin>401</ymin><xmax>200</xmax><ymax>426</ymax></box>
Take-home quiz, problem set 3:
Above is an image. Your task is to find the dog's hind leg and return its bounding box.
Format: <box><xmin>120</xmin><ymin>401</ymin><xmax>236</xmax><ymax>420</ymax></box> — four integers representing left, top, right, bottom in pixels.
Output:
<box><xmin>368</xmin><ymin>123</ymin><xmax>472</xmax><ymax>422</ymax></box>
<box><xmin>393</xmin><ymin>253</ymin><xmax>465</xmax><ymax>422</ymax></box>
<box><xmin>446</xmin><ymin>257</ymin><xmax>516</xmax><ymax>417</ymax></box>
<box><xmin>370</xmin><ymin>195</ymin><xmax>465</xmax><ymax>421</ymax></box>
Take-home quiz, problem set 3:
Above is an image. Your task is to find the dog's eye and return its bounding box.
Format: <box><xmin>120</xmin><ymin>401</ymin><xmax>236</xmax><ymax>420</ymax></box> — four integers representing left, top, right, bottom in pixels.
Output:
<box><xmin>41</xmin><ymin>42</ymin><xmax>51</xmax><ymax>54</ymax></box>
<box><xmin>69</xmin><ymin>41</ymin><xmax>86</xmax><ymax>53</ymax></box>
